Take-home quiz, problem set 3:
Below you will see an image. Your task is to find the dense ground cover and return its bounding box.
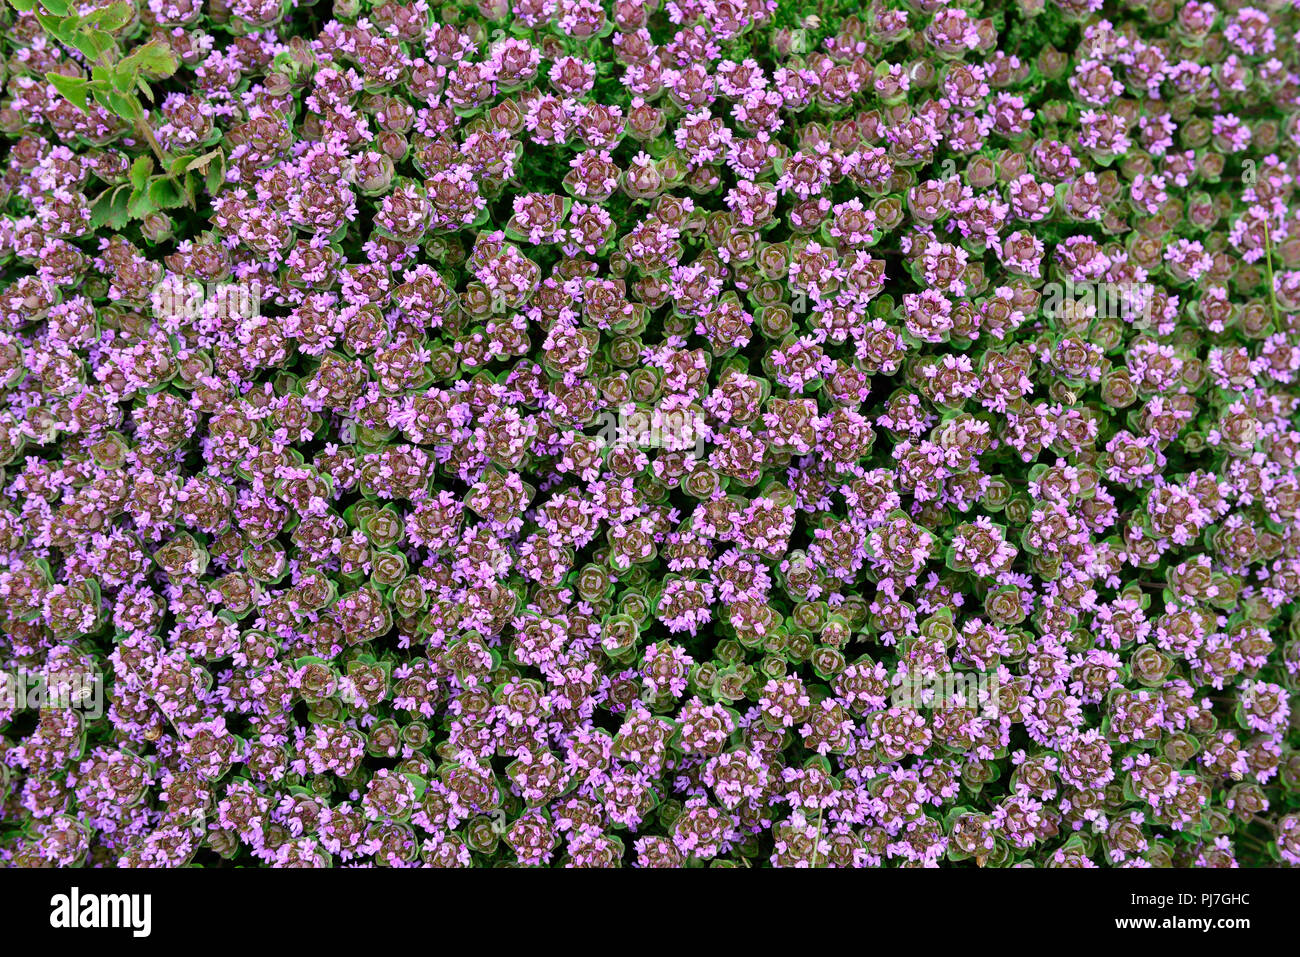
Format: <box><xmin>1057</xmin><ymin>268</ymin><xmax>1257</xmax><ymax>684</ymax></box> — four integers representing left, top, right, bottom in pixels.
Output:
<box><xmin>1</xmin><ymin>0</ymin><xmax>1299</xmax><ymax>867</ymax></box>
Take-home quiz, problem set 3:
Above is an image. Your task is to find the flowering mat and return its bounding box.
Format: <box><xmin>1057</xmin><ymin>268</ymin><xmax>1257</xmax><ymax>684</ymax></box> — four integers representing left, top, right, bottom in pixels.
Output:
<box><xmin>0</xmin><ymin>0</ymin><xmax>1298</xmax><ymax>870</ymax></box>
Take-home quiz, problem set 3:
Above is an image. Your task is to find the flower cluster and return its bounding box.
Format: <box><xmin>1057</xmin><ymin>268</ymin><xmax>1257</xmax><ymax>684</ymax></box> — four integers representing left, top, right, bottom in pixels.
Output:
<box><xmin>1</xmin><ymin>0</ymin><xmax>1299</xmax><ymax>868</ymax></box>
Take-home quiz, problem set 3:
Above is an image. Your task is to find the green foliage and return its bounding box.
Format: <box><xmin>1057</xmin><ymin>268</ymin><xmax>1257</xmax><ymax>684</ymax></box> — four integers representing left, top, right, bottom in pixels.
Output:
<box><xmin>29</xmin><ymin>9</ymin><xmax>201</xmax><ymax>214</ymax></box>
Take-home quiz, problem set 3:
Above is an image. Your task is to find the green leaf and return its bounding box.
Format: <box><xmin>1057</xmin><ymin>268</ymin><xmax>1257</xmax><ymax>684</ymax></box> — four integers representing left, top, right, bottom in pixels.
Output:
<box><xmin>402</xmin><ymin>774</ymin><xmax>428</xmax><ymax>799</ymax></box>
<box><xmin>45</xmin><ymin>72</ymin><xmax>90</xmax><ymax>112</ymax></box>
<box><xmin>80</xmin><ymin>0</ymin><xmax>131</xmax><ymax>30</ymax></box>
<box><xmin>34</xmin><ymin>10</ymin><xmax>77</xmax><ymax>44</ymax></box>
<box><xmin>148</xmin><ymin>175</ymin><xmax>187</xmax><ymax>209</ymax></box>
<box><xmin>129</xmin><ymin>155</ymin><xmax>153</xmax><ymax>192</ymax></box>
<box><xmin>37</xmin><ymin>0</ymin><xmax>70</xmax><ymax>14</ymax></box>
<box><xmin>177</xmin><ymin>148</ymin><xmax>224</xmax><ymax>200</ymax></box>
<box><xmin>4</xmin><ymin>0</ymin><xmax>38</xmax><ymax>12</ymax></box>
<box><xmin>92</xmin><ymin>86</ymin><xmax>141</xmax><ymax>121</ymax></box>
<box><xmin>71</xmin><ymin>28</ymin><xmax>116</xmax><ymax>63</ymax></box>
<box><xmin>110</xmin><ymin>60</ymin><xmax>137</xmax><ymax>94</ymax></box>
<box><xmin>120</xmin><ymin>39</ymin><xmax>178</xmax><ymax>80</ymax></box>
<box><xmin>90</xmin><ymin>185</ymin><xmax>129</xmax><ymax>230</ymax></box>
<box><xmin>126</xmin><ymin>187</ymin><xmax>154</xmax><ymax>220</ymax></box>
<box><xmin>205</xmin><ymin>156</ymin><xmax>226</xmax><ymax>196</ymax></box>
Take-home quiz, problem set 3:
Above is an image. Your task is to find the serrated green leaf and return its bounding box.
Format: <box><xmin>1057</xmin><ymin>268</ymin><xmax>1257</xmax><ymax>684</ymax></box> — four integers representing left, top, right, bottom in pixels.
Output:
<box><xmin>90</xmin><ymin>185</ymin><xmax>129</xmax><ymax>230</ymax></box>
<box><xmin>129</xmin><ymin>155</ymin><xmax>152</xmax><ymax>192</ymax></box>
<box><xmin>126</xmin><ymin>187</ymin><xmax>154</xmax><ymax>219</ymax></box>
<box><xmin>148</xmin><ymin>175</ymin><xmax>187</xmax><ymax>210</ymax></box>
<box><xmin>45</xmin><ymin>72</ymin><xmax>90</xmax><ymax>111</ymax></box>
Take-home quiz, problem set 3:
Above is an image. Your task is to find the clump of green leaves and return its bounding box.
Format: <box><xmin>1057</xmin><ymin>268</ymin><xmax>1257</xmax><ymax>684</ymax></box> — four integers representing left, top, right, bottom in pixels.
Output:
<box><xmin>90</xmin><ymin>148</ymin><xmax>224</xmax><ymax>230</ymax></box>
<box><xmin>4</xmin><ymin>0</ymin><xmax>228</xmax><ymax>225</ymax></box>
<box><xmin>7</xmin><ymin>0</ymin><xmax>172</xmax><ymax>128</ymax></box>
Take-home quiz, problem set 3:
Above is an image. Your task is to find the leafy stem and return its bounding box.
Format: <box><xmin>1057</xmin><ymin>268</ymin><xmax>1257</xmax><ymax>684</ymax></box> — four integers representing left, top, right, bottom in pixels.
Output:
<box><xmin>5</xmin><ymin>0</ymin><xmax>222</xmax><ymax>223</ymax></box>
